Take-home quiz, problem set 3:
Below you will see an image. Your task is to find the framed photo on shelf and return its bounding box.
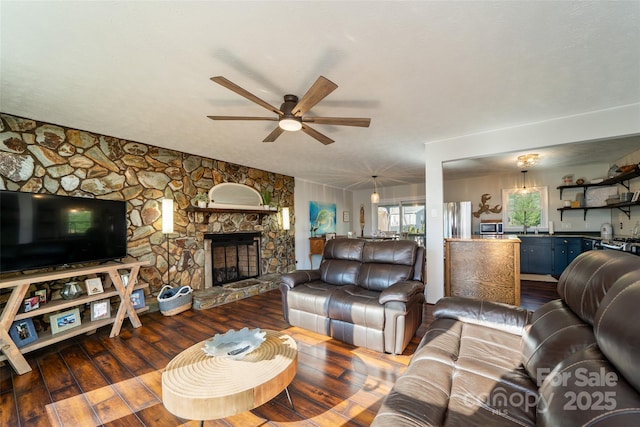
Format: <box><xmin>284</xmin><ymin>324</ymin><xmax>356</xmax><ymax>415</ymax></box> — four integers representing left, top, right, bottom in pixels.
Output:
<box><xmin>22</xmin><ymin>296</ymin><xmax>40</xmax><ymax>313</ymax></box>
<box><xmin>9</xmin><ymin>318</ymin><xmax>38</xmax><ymax>348</ymax></box>
<box><xmin>33</xmin><ymin>289</ymin><xmax>47</xmax><ymax>304</ymax></box>
<box><xmin>90</xmin><ymin>299</ymin><xmax>111</xmax><ymax>321</ymax></box>
<box><xmin>50</xmin><ymin>308</ymin><xmax>81</xmax><ymax>335</ymax></box>
<box><xmin>85</xmin><ymin>277</ymin><xmax>104</xmax><ymax>295</ymax></box>
<box><xmin>130</xmin><ymin>289</ymin><xmax>145</xmax><ymax>309</ymax></box>
<box><xmin>632</xmin><ymin>191</ymin><xmax>640</xmax><ymax>203</ymax></box>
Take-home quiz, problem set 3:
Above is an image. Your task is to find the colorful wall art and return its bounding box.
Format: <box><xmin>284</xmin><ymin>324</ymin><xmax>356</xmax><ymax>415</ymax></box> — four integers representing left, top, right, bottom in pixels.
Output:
<box><xmin>309</xmin><ymin>201</ymin><xmax>336</xmax><ymax>236</ymax></box>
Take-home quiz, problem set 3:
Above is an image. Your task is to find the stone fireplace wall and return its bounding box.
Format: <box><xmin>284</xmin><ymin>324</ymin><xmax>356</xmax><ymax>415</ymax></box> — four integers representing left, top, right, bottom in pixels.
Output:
<box><xmin>0</xmin><ymin>113</ymin><xmax>295</xmax><ymax>294</ymax></box>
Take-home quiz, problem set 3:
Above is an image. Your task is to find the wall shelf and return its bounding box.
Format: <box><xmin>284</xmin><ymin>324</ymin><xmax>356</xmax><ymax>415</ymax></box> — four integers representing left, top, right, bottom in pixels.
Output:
<box><xmin>556</xmin><ymin>166</ymin><xmax>640</xmax><ymax>220</ymax></box>
<box><xmin>186</xmin><ymin>206</ymin><xmax>277</xmax><ymax>223</ymax></box>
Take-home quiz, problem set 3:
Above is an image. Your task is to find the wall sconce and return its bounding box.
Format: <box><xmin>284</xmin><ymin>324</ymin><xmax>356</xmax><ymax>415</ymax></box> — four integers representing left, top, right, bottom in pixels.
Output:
<box><xmin>162</xmin><ymin>199</ymin><xmax>174</xmax><ymax>234</ymax></box>
<box><xmin>517</xmin><ymin>154</ymin><xmax>538</xmax><ymax>169</ymax></box>
<box><xmin>370</xmin><ymin>175</ymin><xmax>380</xmax><ymax>203</ymax></box>
<box><xmin>162</xmin><ymin>198</ymin><xmax>174</xmax><ymax>285</ymax></box>
<box><xmin>282</xmin><ymin>207</ymin><xmax>290</xmax><ymax>231</ymax></box>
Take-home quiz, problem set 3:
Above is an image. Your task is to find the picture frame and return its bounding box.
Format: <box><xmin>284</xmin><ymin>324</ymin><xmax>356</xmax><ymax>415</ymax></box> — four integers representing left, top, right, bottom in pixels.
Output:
<box><xmin>343</xmin><ymin>211</ymin><xmax>350</xmax><ymax>222</ymax></box>
<box><xmin>130</xmin><ymin>289</ymin><xmax>145</xmax><ymax>309</ymax></box>
<box><xmin>90</xmin><ymin>299</ymin><xmax>111</xmax><ymax>321</ymax></box>
<box><xmin>9</xmin><ymin>318</ymin><xmax>38</xmax><ymax>348</ymax></box>
<box><xmin>22</xmin><ymin>296</ymin><xmax>40</xmax><ymax>313</ymax></box>
<box><xmin>85</xmin><ymin>277</ymin><xmax>104</xmax><ymax>295</ymax></box>
<box><xmin>632</xmin><ymin>191</ymin><xmax>640</xmax><ymax>203</ymax></box>
<box><xmin>33</xmin><ymin>289</ymin><xmax>47</xmax><ymax>304</ymax></box>
<box><xmin>50</xmin><ymin>308</ymin><xmax>81</xmax><ymax>335</ymax></box>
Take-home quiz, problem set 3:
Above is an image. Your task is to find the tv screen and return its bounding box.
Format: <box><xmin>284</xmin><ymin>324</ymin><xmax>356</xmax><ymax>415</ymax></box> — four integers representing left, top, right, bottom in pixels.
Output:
<box><xmin>0</xmin><ymin>190</ymin><xmax>128</xmax><ymax>274</ymax></box>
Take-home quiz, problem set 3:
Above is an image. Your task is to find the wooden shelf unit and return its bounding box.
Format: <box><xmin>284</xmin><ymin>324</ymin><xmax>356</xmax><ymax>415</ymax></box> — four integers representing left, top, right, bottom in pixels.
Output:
<box><xmin>0</xmin><ymin>260</ymin><xmax>149</xmax><ymax>375</ymax></box>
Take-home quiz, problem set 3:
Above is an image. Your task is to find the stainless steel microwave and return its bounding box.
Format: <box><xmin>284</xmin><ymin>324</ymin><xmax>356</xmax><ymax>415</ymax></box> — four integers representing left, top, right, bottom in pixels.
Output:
<box><xmin>480</xmin><ymin>221</ymin><xmax>504</xmax><ymax>235</ymax></box>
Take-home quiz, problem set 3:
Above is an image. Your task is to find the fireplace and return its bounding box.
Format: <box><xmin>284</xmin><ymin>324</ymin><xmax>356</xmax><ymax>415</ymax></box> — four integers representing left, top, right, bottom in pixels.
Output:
<box><xmin>204</xmin><ymin>232</ymin><xmax>261</xmax><ymax>286</ymax></box>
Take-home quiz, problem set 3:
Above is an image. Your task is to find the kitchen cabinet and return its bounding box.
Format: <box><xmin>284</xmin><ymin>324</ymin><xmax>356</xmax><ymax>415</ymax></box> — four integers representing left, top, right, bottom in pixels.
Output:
<box><xmin>557</xmin><ymin>166</ymin><xmax>640</xmax><ymax>220</ymax></box>
<box><xmin>582</xmin><ymin>238</ymin><xmax>598</xmax><ymax>252</ymax></box>
<box><xmin>552</xmin><ymin>237</ymin><xmax>582</xmax><ymax>275</ymax></box>
<box><xmin>520</xmin><ymin>237</ymin><xmax>552</xmax><ymax>274</ymax></box>
<box><xmin>445</xmin><ymin>237</ymin><xmax>521</xmax><ymax>305</ymax></box>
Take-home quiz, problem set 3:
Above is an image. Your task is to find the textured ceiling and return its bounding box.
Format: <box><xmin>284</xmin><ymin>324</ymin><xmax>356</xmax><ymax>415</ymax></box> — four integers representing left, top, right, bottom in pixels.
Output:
<box><xmin>1</xmin><ymin>1</ymin><xmax>639</xmax><ymax>190</ymax></box>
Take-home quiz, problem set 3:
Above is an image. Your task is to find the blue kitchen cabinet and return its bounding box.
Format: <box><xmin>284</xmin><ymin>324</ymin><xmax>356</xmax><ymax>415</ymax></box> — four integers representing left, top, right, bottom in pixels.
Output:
<box><xmin>520</xmin><ymin>237</ymin><xmax>553</xmax><ymax>274</ymax></box>
<box><xmin>552</xmin><ymin>237</ymin><xmax>583</xmax><ymax>275</ymax></box>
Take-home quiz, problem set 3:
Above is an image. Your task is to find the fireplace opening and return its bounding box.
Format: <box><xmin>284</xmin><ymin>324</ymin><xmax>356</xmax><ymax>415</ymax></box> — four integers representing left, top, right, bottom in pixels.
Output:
<box><xmin>204</xmin><ymin>232</ymin><xmax>261</xmax><ymax>286</ymax></box>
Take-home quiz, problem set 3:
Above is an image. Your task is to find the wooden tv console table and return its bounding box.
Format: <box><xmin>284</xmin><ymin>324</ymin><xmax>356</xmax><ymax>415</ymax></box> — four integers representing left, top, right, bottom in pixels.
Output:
<box><xmin>0</xmin><ymin>260</ymin><xmax>149</xmax><ymax>375</ymax></box>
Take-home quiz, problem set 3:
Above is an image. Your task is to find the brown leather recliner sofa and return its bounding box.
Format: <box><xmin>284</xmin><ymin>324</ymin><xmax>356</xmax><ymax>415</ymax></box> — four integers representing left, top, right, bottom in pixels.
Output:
<box><xmin>280</xmin><ymin>238</ymin><xmax>425</xmax><ymax>354</ymax></box>
<box><xmin>372</xmin><ymin>249</ymin><xmax>640</xmax><ymax>426</ymax></box>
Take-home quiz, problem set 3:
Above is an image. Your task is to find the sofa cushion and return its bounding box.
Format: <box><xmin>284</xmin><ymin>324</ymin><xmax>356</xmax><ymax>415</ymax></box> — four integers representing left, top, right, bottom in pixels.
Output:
<box><xmin>327</xmin><ymin>285</ymin><xmax>385</xmax><ymax>329</ymax></box>
<box><xmin>372</xmin><ymin>317</ymin><xmax>537</xmax><ymax>427</ymax></box>
<box><xmin>320</xmin><ymin>258</ymin><xmax>361</xmax><ymax>286</ymax></box>
<box><xmin>287</xmin><ymin>281</ymin><xmax>341</xmax><ymax>316</ymax></box>
<box><xmin>594</xmin><ymin>272</ymin><xmax>640</xmax><ymax>392</ymax></box>
<box><xmin>537</xmin><ymin>344</ymin><xmax>640</xmax><ymax>427</ymax></box>
<box><xmin>362</xmin><ymin>239</ymin><xmax>417</xmax><ymax>265</ymax></box>
<box><xmin>520</xmin><ymin>299</ymin><xmax>596</xmax><ymax>385</ymax></box>
<box><xmin>319</xmin><ymin>239</ymin><xmax>365</xmax><ymax>285</ymax></box>
<box><xmin>358</xmin><ymin>263</ymin><xmax>413</xmax><ymax>291</ymax></box>
<box><xmin>557</xmin><ymin>250</ymin><xmax>640</xmax><ymax>325</ymax></box>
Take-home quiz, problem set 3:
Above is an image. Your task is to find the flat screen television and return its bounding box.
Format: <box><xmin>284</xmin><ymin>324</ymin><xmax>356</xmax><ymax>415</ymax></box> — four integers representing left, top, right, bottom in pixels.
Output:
<box><xmin>0</xmin><ymin>190</ymin><xmax>128</xmax><ymax>274</ymax></box>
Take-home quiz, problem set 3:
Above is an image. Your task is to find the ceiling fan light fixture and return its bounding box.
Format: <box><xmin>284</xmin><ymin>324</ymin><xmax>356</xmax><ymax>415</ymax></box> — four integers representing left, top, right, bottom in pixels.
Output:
<box><xmin>370</xmin><ymin>175</ymin><xmax>380</xmax><ymax>203</ymax></box>
<box><xmin>278</xmin><ymin>117</ymin><xmax>302</xmax><ymax>131</ymax></box>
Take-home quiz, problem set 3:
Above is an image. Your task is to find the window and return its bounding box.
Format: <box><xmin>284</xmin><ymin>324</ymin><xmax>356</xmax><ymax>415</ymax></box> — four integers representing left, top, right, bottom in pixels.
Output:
<box><xmin>502</xmin><ymin>186</ymin><xmax>548</xmax><ymax>232</ymax></box>
<box><xmin>377</xmin><ymin>201</ymin><xmax>425</xmax><ymax>244</ymax></box>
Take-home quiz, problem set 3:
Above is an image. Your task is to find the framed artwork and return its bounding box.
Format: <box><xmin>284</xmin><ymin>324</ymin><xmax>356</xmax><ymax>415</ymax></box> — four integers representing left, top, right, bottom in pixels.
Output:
<box><xmin>309</xmin><ymin>201</ymin><xmax>336</xmax><ymax>236</ymax></box>
<box><xmin>632</xmin><ymin>191</ymin><xmax>640</xmax><ymax>203</ymax></box>
<box><xmin>130</xmin><ymin>289</ymin><xmax>145</xmax><ymax>309</ymax></box>
<box><xmin>50</xmin><ymin>308</ymin><xmax>81</xmax><ymax>335</ymax></box>
<box><xmin>85</xmin><ymin>277</ymin><xmax>104</xmax><ymax>295</ymax></box>
<box><xmin>33</xmin><ymin>289</ymin><xmax>48</xmax><ymax>304</ymax></box>
<box><xmin>343</xmin><ymin>211</ymin><xmax>350</xmax><ymax>222</ymax></box>
<box><xmin>9</xmin><ymin>318</ymin><xmax>38</xmax><ymax>348</ymax></box>
<box><xmin>22</xmin><ymin>296</ymin><xmax>40</xmax><ymax>313</ymax></box>
<box><xmin>91</xmin><ymin>299</ymin><xmax>111</xmax><ymax>321</ymax></box>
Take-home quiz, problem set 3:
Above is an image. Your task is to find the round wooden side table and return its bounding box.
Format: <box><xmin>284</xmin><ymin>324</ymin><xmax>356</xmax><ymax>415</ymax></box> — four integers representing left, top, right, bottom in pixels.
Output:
<box><xmin>162</xmin><ymin>329</ymin><xmax>297</xmax><ymax>423</ymax></box>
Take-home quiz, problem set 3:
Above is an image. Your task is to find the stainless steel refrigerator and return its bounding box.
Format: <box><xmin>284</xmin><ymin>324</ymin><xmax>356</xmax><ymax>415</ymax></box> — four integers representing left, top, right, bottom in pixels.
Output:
<box><xmin>443</xmin><ymin>201</ymin><xmax>472</xmax><ymax>238</ymax></box>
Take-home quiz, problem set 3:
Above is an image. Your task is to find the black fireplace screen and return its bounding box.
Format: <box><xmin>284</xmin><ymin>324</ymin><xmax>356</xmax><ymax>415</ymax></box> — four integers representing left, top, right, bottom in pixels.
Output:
<box><xmin>205</xmin><ymin>232</ymin><xmax>261</xmax><ymax>286</ymax></box>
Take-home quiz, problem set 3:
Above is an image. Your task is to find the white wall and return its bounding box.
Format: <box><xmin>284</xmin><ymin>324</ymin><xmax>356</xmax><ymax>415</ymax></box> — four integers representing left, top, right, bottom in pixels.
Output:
<box><xmin>444</xmin><ymin>163</ymin><xmax>615</xmax><ymax>235</ymax></box>
<box><xmin>293</xmin><ymin>178</ymin><xmax>353</xmax><ymax>269</ymax></box>
<box><xmin>425</xmin><ymin>103</ymin><xmax>640</xmax><ymax>304</ymax></box>
<box><xmin>351</xmin><ymin>182</ymin><xmax>427</xmax><ymax>235</ymax></box>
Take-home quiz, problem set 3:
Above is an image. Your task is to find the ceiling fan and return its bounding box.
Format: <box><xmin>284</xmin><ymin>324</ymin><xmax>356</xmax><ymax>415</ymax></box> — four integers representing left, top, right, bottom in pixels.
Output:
<box><xmin>207</xmin><ymin>76</ymin><xmax>371</xmax><ymax>145</ymax></box>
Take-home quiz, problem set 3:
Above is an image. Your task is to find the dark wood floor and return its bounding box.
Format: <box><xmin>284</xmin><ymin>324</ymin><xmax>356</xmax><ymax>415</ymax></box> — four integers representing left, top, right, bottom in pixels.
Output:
<box><xmin>0</xmin><ymin>280</ymin><xmax>558</xmax><ymax>426</ymax></box>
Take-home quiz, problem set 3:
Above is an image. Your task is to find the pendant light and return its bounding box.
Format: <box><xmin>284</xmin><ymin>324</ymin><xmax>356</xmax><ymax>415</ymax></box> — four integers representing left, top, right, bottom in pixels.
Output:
<box><xmin>520</xmin><ymin>170</ymin><xmax>529</xmax><ymax>194</ymax></box>
<box><xmin>370</xmin><ymin>175</ymin><xmax>380</xmax><ymax>203</ymax></box>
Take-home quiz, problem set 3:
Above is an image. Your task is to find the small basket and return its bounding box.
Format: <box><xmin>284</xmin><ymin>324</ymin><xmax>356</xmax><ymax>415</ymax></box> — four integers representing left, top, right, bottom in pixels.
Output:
<box><xmin>157</xmin><ymin>285</ymin><xmax>193</xmax><ymax>316</ymax></box>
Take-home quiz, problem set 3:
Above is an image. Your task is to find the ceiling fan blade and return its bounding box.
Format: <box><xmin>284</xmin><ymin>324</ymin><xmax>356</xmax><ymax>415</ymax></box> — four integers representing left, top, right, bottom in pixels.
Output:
<box><xmin>210</xmin><ymin>76</ymin><xmax>283</xmax><ymax>115</ymax></box>
<box><xmin>301</xmin><ymin>124</ymin><xmax>334</xmax><ymax>145</ymax></box>
<box><xmin>207</xmin><ymin>116</ymin><xmax>277</xmax><ymax>121</ymax></box>
<box><xmin>292</xmin><ymin>76</ymin><xmax>338</xmax><ymax>117</ymax></box>
<box><xmin>302</xmin><ymin>117</ymin><xmax>371</xmax><ymax>127</ymax></box>
<box><xmin>263</xmin><ymin>126</ymin><xmax>285</xmax><ymax>143</ymax></box>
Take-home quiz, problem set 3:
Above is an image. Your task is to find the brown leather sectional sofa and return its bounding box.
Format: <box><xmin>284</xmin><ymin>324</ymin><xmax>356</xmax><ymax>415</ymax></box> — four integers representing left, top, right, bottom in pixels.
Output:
<box><xmin>372</xmin><ymin>249</ymin><xmax>640</xmax><ymax>426</ymax></box>
<box><xmin>280</xmin><ymin>238</ymin><xmax>425</xmax><ymax>354</ymax></box>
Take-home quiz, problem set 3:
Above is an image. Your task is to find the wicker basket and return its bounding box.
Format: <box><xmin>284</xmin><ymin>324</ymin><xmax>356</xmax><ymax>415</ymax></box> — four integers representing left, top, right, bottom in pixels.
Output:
<box><xmin>157</xmin><ymin>285</ymin><xmax>193</xmax><ymax>316</ymax></box>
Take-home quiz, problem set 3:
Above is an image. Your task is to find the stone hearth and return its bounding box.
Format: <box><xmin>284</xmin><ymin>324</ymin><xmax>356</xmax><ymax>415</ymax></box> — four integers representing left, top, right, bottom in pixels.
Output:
<box><xmin>192</xmin><ymin>274</ymin><xmax>280</xmax><ymax>310</ymax></box>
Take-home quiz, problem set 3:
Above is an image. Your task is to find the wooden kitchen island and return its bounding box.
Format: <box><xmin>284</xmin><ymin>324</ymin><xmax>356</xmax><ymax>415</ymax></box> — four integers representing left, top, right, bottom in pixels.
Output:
<box><xmin>445</xmin><ymin>236</ymin><xmax>521</xmax><ymax>305</ymax></box>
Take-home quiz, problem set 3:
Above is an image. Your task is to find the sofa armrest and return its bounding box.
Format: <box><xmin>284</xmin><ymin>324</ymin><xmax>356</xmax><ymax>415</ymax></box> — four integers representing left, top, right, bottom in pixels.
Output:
<box><xmin>379</xmin><ymin>281</ymin><xmax>425</xmax><ymax>304</ymax></box>
<box><xmin>280</xmin><ymin>270</ymin><xmax>321</xmax><ymax>289</ymax></box>
<box><xmin>434</xmin><ymin>296</ymin><xmax>532</xmax><ymax>336</ymax></box>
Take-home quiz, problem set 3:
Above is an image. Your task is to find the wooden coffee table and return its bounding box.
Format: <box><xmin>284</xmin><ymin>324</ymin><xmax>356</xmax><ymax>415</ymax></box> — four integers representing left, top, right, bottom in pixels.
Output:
<box><xmin>162</xmin><ymin>329</ymin><xmax>297</xmax><ymax>422</ymax></box>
